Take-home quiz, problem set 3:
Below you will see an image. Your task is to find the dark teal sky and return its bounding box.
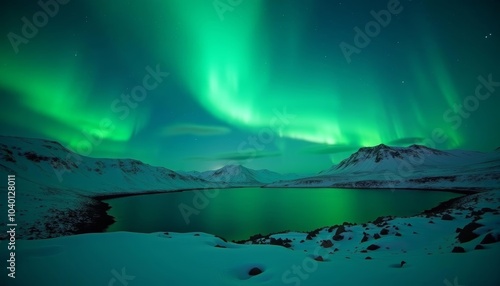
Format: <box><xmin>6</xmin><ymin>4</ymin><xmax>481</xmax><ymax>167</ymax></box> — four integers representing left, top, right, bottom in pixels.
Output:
<box><xmin>1</xmin><ymin>0</ymin><xmax>499</xmax><ymax>173</ymax></box>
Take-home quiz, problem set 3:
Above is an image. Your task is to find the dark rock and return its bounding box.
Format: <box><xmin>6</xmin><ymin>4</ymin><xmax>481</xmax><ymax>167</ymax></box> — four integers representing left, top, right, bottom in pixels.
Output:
<box><xmin>373</xmin><ymin>216</ymin><xmax>387</xmax><ymax>225</ymax></box>
<box><xmin>455</xmin><ymin>227</ymin><xmax>462</xmax><ymax>233</ymax></box>
<box><xmin>306</xmin><ymin>229</ymin><xmax>320</xmax><ymax>240</ymax></box>
<box><xmin>367</xmin><ymin>244</ymin><xmax>380</xmax><ymax>251</ymax></box>
<box><xmin>441</xmin><ymin>214</ymin><xmax>455</xmax><ymax>220</ymax></box>
<box><xmin>365</xmin><ymin>256</ymin><xmax>372</xmax><ymax>260</ymax></box>
<box><xmin>475</xmin><ymin>244</ymin><xmax>485</xmax><ymax>250</ymax></box>
<box><xmin>373</xmin><ymin>233</ymin><xmax>381</xmax><ymax>240</ymax></box>
<box><xmin>270</xmin><ymin>237</ymin><xmax>292</xmax><ymax>248</ymax></box>
<box><xmin>361</xmin><ymin>232</ymin><xmax>369</xmax><ymax>243</ymax></box>
<box><xmin>480</xmin><ymin>233</ymin><xmax>499</xmax><ymax>244</ymax></box>
<box><xmin>380</xmin><ymin>228</ymin><xmax>389</xmax><ymax>235</ymax></box>
<box><xmin>314</xmin><ymin>256</ymin><xmax>324</xmax><ymax>262</ymax></box>
<box><xmin>321</xmin><ymin>240</ymin><xmax>333</xmax><ymax>248</ymax></box>
<box><xmin>215</xmin><ymin>244</ymin><xmax>226</xmax><ymax>248</ymax></box>
<box><xmin>457</xmin><ymin>222</ymin><xmax>483</xmax><ymax>243</ymax></box>
<box><xmin>334</xmin><ymin>225</ymin><xmax>346</xmax><ymax>236</ymax></box>
<box><xmin>248</xmin><ymin>267</ymin><xmax>263</xmax><ymax>276</ymax></box>
<box><xmin>248</xmin><ymin>233</ymin><xmax>264</xmax><ymax>241</ymax></box>
<box><xmin>332</xmin><ymin>234</ymin><xmax>344</xmax><ymax>241</ymax></box>
<box><xmin>400</xmin><ymin>261</ymin><xmax>406</xmax><ymax>268</ymax></box>
<box><xmin>452</xmin><ymin>246</ymin><xmax>466</xmax><ymax>253</ymax></box>
<box><xmin>395</xmin><ymin>232</ymin><xmax>402</xmax><ymax>237</ymax></box>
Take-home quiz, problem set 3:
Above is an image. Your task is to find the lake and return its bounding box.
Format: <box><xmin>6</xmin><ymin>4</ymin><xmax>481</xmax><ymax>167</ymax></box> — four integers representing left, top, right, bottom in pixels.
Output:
<box><xmin>104</xmin><ymin>188</ymin><xmax>461</xmax><ymax>241</ymax></box>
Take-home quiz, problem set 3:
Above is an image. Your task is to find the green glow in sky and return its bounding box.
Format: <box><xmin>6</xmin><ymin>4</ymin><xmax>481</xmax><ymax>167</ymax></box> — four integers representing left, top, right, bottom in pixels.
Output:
<box><xmin>0</xmin><ymin>0</ymin><xmax>499</xmax><ymax>172</ymax></box>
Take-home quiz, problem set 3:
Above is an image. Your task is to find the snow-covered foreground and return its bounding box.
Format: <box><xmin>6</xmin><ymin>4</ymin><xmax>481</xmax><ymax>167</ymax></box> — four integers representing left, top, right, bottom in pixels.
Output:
<box><xmin>2</xmin><ymin>191</ymin><xmax>499</xmax><ymax>285</ymax></box>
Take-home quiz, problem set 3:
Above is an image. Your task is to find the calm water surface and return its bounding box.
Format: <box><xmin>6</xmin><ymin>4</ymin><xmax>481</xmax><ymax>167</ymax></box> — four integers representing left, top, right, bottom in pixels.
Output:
<box><xmin>105</xmin><ymin>188</ymin><xmax>461</xmax><ymax>241</ymax></box>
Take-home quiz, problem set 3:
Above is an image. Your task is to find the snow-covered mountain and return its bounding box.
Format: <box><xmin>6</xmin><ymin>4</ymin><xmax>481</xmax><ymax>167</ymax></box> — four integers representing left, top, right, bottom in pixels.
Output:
<box><xmin>0</xmin><ymin>136</ymin><xmax>210</xmax><ymax>196</ymax></box>
<box><xmin>189</xmin><ymin>165</ymin><xmax>300</xmax><ymax>185</ymax></box>
<box><xmin>321</xmin><ymin>144</ymin><xmax>488</xmax><ymax>174</ymax></box>
<box><xmin>270</xmin><ymin>144</ymin><xmax>500</xmax><ymax>190</ymax></box>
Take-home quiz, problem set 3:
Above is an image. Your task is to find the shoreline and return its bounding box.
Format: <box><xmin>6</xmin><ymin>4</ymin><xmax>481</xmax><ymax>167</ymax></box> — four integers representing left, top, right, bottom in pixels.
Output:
<box><xmin>92</xmin><ymin>185</ymin><xmax>257</xmax><ymax>200</ymax></box>
<box><xmin>94</xmin><ymin>185</ymin><xmax>480</xmax><ymax>201</ymax></box>
<box><xmin>264</xmin><ymin>185</ymin><xmax>481</xmax><ymax>195</ymax></box>
<box><xmin>238</xmin><ymin>190</ymin><xmax>476</xmax><ymax>243</ymax></box>
<box><xmin>92</xmin><ymin>186</ymin><xmax>480</xmax><ymax>242</ymax></box>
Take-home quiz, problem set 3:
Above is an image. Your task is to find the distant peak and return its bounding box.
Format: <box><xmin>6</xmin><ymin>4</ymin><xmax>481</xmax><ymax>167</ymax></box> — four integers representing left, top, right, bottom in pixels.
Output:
<box><xmin>409</xmin><ymin>144</ymin><xmax>428</xmax><ymax>149</ymax></box>
<box><xmin>221</xmin><ymin>164</ymin><xmax>244</xmax><ymax>169</ymax></box>
<box><xmin>358</xmin><ymin>144</ymin><xmax>391</xmax><ymax>152</ymax></box>
<box><xmin>212</xmin><ymin>164</ymin><xmax>247</xmax><ymax>175</ymax></box>
<box><xmin>358</xmin><ymin>143</ymin><xmax>440</xmax><ymax>153</ymax></box>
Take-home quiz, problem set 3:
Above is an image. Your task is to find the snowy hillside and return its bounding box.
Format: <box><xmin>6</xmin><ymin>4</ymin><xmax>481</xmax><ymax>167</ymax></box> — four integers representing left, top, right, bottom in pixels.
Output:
<box><xmin>270</xmin><ymin>144</ymin><xmax>500</xmax><ymax>190</ymax></box>
<box><xmin>0</xmin><ymin>136</ymin><xmax>210</xmax><ymax>195</ymax></box>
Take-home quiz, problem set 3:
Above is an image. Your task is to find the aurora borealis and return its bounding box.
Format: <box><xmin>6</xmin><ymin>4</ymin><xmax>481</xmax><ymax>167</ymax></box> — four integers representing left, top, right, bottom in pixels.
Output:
<box><xmin>1</xmin><ymin>0</ymin><xmax>499</xmax><ymax>173</ymax></box>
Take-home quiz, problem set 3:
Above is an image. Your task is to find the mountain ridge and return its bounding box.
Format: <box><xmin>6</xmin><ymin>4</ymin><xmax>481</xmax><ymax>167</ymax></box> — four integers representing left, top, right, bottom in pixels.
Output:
<box><xmin>269</xmin><ymin>144</ymin><xmax>500</xmax><ymax>190</ymax></box>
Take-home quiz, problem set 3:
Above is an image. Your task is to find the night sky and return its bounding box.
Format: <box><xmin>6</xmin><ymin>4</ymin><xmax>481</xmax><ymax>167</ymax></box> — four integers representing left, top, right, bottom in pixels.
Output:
<box><xmin>1</xmin><ymin>0</ymin><xmax>499</xmax><ymax>173</ymax></box>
